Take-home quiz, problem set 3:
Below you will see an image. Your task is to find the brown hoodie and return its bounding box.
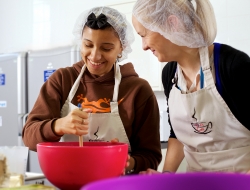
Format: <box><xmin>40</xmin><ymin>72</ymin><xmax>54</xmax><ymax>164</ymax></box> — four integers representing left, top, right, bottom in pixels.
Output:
<box><xmin>22</xmin><ymin>61</ymin><xmax>162</xmax><ymax>173</ymax></box>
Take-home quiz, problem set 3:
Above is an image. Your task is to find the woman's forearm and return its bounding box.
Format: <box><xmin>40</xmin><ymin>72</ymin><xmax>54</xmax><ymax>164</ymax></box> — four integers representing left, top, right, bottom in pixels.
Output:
<box><xmin>163</xmin><ymin>138</ymin><xmax>184</xmax><ymax>172</ymax></box>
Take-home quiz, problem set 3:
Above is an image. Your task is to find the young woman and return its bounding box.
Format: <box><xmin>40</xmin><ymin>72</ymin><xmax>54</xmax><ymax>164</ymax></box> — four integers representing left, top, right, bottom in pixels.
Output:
<box><xmin>23</xmin><ymin>6</ymin><xmax>162</xmax><ymax>174</ymax></box>
<box><xmin>132</xmin><ymin>0</ymin><xmax>250</xmax><ymax>173</ymax></box>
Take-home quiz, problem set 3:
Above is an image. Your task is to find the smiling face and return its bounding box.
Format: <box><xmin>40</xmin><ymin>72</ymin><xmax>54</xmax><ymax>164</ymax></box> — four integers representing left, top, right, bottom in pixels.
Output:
<box><xmin>81</xmin><ymin>26</ymin><xmax>122</xmax><ymax>76</ymax></box>
<box><xmin>132</xmin><ymin>16</ymin><xmax>180</xmax><ymax>62</ymax></box>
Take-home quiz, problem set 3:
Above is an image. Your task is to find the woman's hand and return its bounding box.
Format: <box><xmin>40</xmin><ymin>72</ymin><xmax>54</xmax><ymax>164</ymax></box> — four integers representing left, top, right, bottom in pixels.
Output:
<box><xmin>111</xmin><ymin>138</ymin><xmax>119</xmax><ymax>143</ymax></box>
<box><xmin>139</xmin><ymin>168</ymin><xmax>162</xmax><ymax>175</ymax></box>
<box><xmin>111</xmin><ymin>138</ymin><xmax>132</xmax><ymax>175</ymax></box>
<box><xmin>53</xmin><ymin>108</ymin><xmax>92</xmax><ymax>136</ymax></box>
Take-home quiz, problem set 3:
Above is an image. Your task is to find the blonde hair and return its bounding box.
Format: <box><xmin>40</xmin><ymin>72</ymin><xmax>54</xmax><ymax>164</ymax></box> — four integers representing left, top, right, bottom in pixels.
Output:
<box><xmin>195</xmin><ymin>0</ymin><xmax>217</xmax><ymax>45</ymax></box>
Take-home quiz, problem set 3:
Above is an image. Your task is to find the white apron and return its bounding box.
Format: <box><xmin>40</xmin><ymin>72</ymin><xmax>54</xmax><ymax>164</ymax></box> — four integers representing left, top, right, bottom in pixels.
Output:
<box><xmin>168</xmin><ymin>47</ymin><xmax>250</xmax><ymax>173</ymax></box>
<box><xmin>60</xmin><ymin>62</ymin><xmax>131</xmax><ymax>151</ymax></box>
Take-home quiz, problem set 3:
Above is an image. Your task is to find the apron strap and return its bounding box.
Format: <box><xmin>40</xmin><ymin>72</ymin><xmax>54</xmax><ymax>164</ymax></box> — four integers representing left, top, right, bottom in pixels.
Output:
<box><xmin>112</xmin><ymin>61</ymin><xmax>121</xmax><ymax>102</ymax></box>
<box><xmin>67</xmin><ymin>64</ymin><xmax>86</xmax><ymax>101</ymax></box>
<box><xmin>213</xmin><ymin>43</ymin><xmax>222</xmax><ymax>96</ymax></box>
<box><xmin>110</xmin><ymin>62</ymin><xmax>122</xmax><ymax>113</ymax></box>
<box><xmin>200</xmin><ymin>67</ymin><xmax>204</xmax><ymax>89</ymax></box>
<box><xmin>199</xmin><ymin>47</ymin><xmax>215</xmax><ymax>87</ymax></box>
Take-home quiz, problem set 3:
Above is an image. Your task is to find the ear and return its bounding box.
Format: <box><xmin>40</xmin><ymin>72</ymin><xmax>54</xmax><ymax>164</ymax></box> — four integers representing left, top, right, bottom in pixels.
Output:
<box><xmin>119</xmin><ymin>45</ymin><xmax>123</xmax><ymax>55</ymax></box>
<box><xmin>167</xmin><ymin>15</ymin><xmax>179</xmax><ymax>32</ymax></box>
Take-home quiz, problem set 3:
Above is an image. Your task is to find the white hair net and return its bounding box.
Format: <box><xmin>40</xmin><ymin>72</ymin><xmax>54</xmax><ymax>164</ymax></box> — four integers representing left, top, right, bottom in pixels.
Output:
<box><xmin>132</xmin><ymin>0</ymin><xmax>217</xmax><ymax>48</ymax></box>
<box><xmin>73</xmin><ymin>6</ymin><xmax>135</xmax><ymax>61</ymax></box>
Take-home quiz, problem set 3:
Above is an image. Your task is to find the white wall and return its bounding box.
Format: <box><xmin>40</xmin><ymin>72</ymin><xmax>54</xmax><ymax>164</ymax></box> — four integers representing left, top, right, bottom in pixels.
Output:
<box><xmin>0</xmin><ymin>0</ymin><xmax>131</xmax><ymax>53</ymax></box>
<box><xmin>0</xmin><ymin>0</ymin><xmax>250</xmax><ymax>55</ymax></box>
<box><xmin>210</xmin><ymin>0</ymin><xmax>250</xmax><ymax>55</ymax></box>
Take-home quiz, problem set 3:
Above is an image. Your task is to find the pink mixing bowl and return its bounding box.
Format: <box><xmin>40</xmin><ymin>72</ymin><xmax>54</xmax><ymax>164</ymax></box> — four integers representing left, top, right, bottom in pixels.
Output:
<box><xmin>37</xmin><ymin>141</ymin><xmax>128</xmax><ymax>190</ymax></box>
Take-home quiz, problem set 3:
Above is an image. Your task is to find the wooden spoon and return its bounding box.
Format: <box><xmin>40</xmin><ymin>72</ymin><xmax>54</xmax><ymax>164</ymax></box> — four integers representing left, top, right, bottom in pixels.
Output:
<box><xmin>79</xmin><ymin>135</ymin><xmax>83</xmax><ymax>147</ymax></box>
<box><xmin>78</xmin><ymin>103</ymin><xmax>83</xmax><ymax>147</ymax></box>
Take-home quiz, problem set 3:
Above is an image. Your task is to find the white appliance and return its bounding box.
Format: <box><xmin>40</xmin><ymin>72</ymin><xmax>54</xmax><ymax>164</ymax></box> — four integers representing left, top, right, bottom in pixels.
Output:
<box><xmin>24</xmin><ymin>46</ymin><xmax>81</xmax><ymax>177</ymax></box>
<box><xmin>160</xmin><ymin>111</ymin><xmax>170</xmax><ymax>143</ymax></box>
<box><xmin>0</xmin><ymin>52</ymin><xmax>27</xmax><ymax>146</ymax></box>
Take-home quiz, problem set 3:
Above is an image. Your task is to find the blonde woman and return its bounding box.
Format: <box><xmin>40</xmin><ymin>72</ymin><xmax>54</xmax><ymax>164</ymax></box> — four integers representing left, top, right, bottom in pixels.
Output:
<box><xmin>132</xmin><ymin>0</ymin><xmax>250</xmax><ymax>174</ymax></box>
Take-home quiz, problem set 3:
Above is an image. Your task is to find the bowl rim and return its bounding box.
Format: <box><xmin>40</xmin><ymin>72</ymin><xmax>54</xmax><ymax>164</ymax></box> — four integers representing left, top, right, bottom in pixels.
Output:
<box><xmin>36</xmin><ymin>141</ymin><xmax>129</xmax><ymax>149</ymax></box>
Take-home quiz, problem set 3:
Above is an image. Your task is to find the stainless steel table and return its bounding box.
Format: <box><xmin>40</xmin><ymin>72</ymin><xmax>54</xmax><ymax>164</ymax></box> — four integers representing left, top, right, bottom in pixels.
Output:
<box><xmin>25</xmin><ymin>172</ymin><xmax>46</xmax><ymax>185</ymax></box>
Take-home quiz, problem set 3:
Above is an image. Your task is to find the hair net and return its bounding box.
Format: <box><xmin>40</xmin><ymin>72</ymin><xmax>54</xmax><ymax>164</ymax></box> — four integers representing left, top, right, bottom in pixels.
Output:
<box><xmin>73</xmin><ymin>6</ymin><xmax>135</xmax><ymax>61</ymax></box>
<box><xmin>132</xmin><ymin>0</ymin><xmax>217</xmax><ymax>48</ymax></box>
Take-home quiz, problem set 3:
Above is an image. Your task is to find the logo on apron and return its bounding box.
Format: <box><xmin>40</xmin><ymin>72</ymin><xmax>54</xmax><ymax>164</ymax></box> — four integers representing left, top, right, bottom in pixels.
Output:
<box><xmin>191</xmin><ymin>108</ymin><xmax>213</xmax><ymax>134</ymax></box>
<box><xmin>77</xmin><ymin>94</ymin><xmax>124</xmax><ymax>113</ymax></box>
<box><xmin>88</xmin><ymin>126</ymin><xmax>105</xmax><ymax>142</ymax></box>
